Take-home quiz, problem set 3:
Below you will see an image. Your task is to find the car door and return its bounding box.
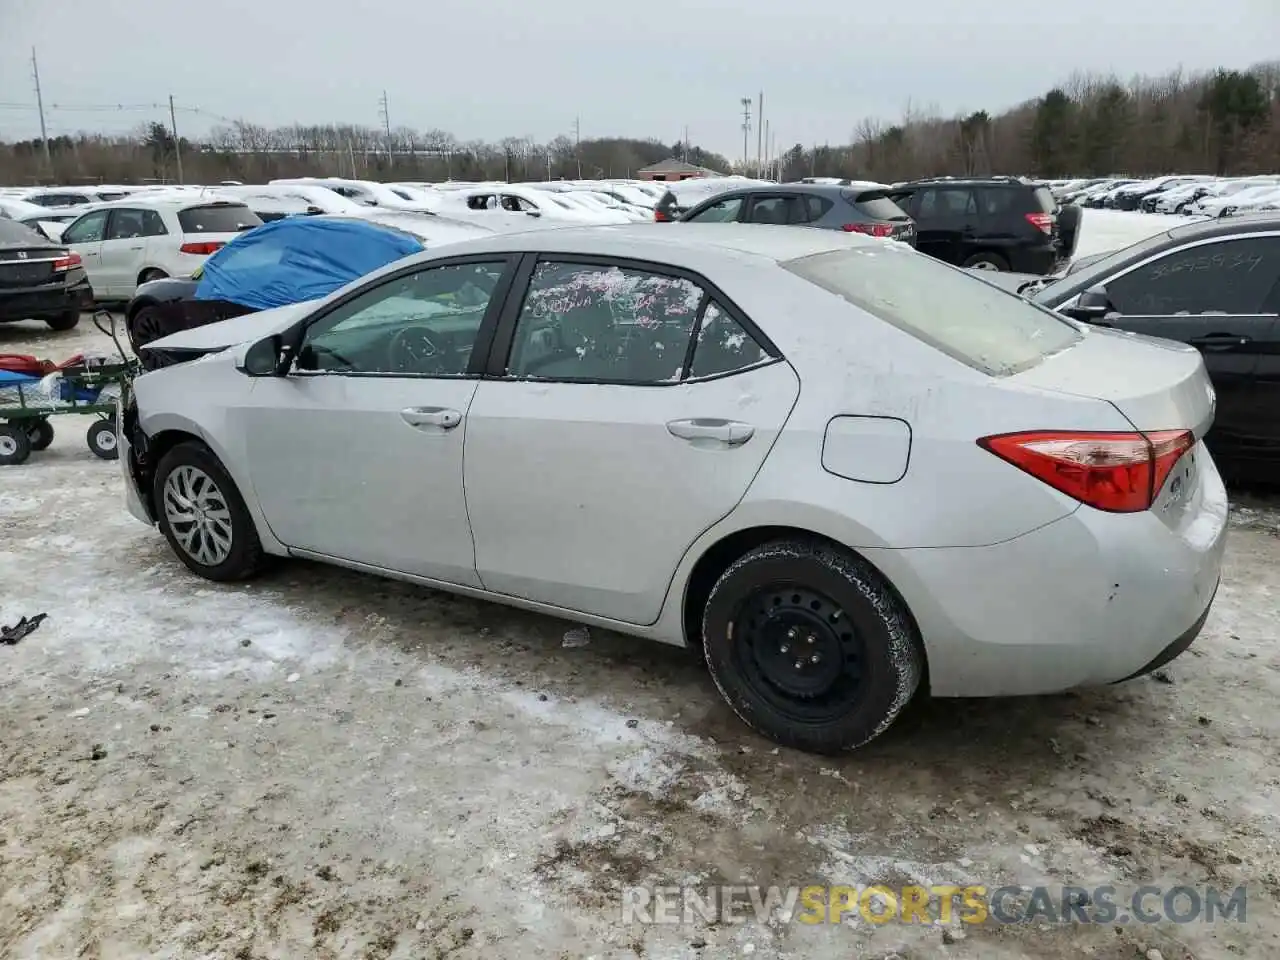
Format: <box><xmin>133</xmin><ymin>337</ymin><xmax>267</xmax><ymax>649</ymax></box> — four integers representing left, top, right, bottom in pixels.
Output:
<box><xmin>99</xmin><ymin>208</ymin><xmax>149</xmax><ymax>297</ymax></box>
<box><xmin>900</xmin><ymin>187</ymin><xmax>974</xmax><ymax>265</ymax></box>
<box><xmin>238</xmin><ymin>255</ymin><xmax>517</xmax><ymax>585</ymax></box>
<box><xmin>1095</xmin><ymin>234</ymin><xmax>1280</xmax><ymax>472</ymax></box>
<box><xmin>743</xmin><ymin>194</ymin><xmax>806</xmax><ymax>225</ymax></box>
<box><xmin>463</xmin><ymin>256</ymin><xmax>801</xmax><ymax>625</ymax></box>
<box><xmin>682</xmin><ymin>194</ymin><xmax>746</xmax><ymax>223</ymax></box>
<box><xmin>59</xmin><ymin>209</ymin><xmax>109</xmax><ymax>292</ymax></box>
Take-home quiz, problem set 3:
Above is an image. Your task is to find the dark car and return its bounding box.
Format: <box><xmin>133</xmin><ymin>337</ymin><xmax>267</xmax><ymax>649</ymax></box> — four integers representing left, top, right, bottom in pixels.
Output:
<box><xmin>885</xmin><ymin>177</ymin><xmax>1077</xmax><ymax>274</ymax></box>
<box><xmin>1031</xmin><ymin>214</ymin><xmax>1280</xmax><ymax>485</ymax></box>
<box><xmin>676</xmin><ymin>183</ymin><xmax>916</xmax><ymax>244</ymax></box>
<box><xmin>0</xmin><ymin>217</ymin><xmax>93</xmax><ymax>331</ymax></box>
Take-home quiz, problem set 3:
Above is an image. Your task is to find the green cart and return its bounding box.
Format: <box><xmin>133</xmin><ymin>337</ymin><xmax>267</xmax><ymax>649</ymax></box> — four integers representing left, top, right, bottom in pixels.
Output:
<box><xmin>0</xmin><ymin>312</ymin><xmax>139</xmax><ymax>466</ymax></box>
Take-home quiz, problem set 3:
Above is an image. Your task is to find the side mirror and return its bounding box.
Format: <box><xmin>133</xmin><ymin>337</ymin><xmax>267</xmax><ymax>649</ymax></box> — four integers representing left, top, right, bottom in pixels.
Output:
<box><xmin>236</xmin><ymin>334</ymin><xmax>284</xmax><ymax>376</ymax></box>
<box><xmin>1065</xmin><ymin>284</ymin><xmax>1114</xmax><ymax>321</ymax></box>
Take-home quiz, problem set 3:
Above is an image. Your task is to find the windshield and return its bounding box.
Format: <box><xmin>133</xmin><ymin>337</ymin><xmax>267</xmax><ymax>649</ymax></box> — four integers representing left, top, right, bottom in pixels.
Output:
<box><xmin>782</xmin><ymin>246</ymin><xmax>1081</xmax><ymax>377</ymax></box>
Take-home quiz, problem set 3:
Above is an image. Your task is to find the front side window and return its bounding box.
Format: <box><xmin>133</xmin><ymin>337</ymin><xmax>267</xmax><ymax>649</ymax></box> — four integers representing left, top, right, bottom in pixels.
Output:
<box><xmin>296</xmin><ymin>261</ymin><xmax>507</xmax><ymax>376</ymax></box>
<box><xmin>505</xmin><ymin>261</ymin><xmax>705</xmax><ymax>383</ymax></box>
<box><xmin>686</xmin><ymin>196</ymin><xmax>743</xmax><ymax>223</ymax></box>
<box><xmin>1104</xmin><ymin>237</ymin><xmax>1280</xmax><ymax>316</ymax></box>
<box><xmin>62</xmin><ymin>210</ymin><xmax>108</xmax><ymax>244</ymax></box>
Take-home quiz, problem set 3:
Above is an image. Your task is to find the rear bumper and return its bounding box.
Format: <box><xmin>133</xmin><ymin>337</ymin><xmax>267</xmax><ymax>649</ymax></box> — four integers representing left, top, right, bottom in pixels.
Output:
<box><xmin>867</xmin><ymin>448</ymin><xmax>1228</xmax><ymax>697</ymax></box>
<box><xmin>1007</xmin><ymin>244</ymin><xmax>1062</xmax><ymax>275</ymax></box>
<box><xmin>0</xmin><ymin>278</ymin><xmax>92</xmax><ymax>323</ymax></box>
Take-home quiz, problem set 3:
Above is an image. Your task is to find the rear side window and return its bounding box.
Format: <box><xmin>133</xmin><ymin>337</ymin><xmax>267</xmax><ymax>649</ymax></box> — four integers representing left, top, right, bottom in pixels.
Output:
<box><xmin>804</xmin><ymin>196</ymin><xmax>834</xmax><ymax>222</ymax></box>
<box><xmin>847</xmin><ymin>191</ymin><xmax>908</xmax><ymax>220</ymax></box>
<box><xmin>781</xmin><ymin>247</ymin><xmax>1081</xmax><ymax>377</ymax></box>
<box><xmin>1030</xmin><ymin>187</ymin><xmax>1056</xmax><ymax>213</ymax></box>
<box><xmin>178</xmin><ymin>204</ymin><xmax>262</xmax><ymax>234</ymax></box>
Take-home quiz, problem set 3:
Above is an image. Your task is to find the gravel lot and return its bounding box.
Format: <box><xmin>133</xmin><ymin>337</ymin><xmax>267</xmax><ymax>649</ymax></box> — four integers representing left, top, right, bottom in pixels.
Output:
<box><xmin>2</xmin><ymin>213</ymin><xmax>1278</xmax><ymax>960</ymax></box>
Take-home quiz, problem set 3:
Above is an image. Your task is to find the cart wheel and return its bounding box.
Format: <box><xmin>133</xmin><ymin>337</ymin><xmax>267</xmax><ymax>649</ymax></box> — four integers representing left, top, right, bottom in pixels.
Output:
<box><xmin>0</xmin><ymin>424</ymin><xmax>32</xmax><ymax>466</ymax></box>
<box><xmin>87</xmin><ymin>419</ymin><xmax>119</xmax><ymax>460</ymax></box>
<box><xmin>27</xmin><ymin>419</ymin><xmax>55</xmax><ymax>451</ymax></box>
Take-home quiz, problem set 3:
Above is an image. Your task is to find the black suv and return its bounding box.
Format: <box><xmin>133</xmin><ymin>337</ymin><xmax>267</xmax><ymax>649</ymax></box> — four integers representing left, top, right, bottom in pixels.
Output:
<box><xmin>675</xmin><ymin>183</ymin><xmax>916</xmax><ymax>245</ymax></box>
<box><xmin>885</xmin><ymin>177</ymin><xmax>1079</xmax><ymax>274</ymax></box>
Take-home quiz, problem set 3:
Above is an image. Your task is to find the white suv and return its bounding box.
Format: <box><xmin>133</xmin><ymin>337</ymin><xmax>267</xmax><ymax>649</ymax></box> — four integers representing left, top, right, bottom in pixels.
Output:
<box><xmin>60</xmin><ymin>198</ymin><xmax>262</xmax><ymax>300</ymax></box>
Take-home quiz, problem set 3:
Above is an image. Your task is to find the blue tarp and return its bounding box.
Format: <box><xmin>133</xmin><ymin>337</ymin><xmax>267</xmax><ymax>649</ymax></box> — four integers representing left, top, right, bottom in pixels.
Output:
<box><xmin>193</xmin><ymin>217</ymin><xmax>425</xmax><ymax>311</ymax></box>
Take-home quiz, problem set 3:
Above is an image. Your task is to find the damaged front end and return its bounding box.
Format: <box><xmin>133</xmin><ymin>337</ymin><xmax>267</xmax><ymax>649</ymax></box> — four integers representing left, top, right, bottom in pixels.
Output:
<box><xmin>118</xmin><ymin>389</ymin><xmax>157</xmax><ymax>525</ymax></box>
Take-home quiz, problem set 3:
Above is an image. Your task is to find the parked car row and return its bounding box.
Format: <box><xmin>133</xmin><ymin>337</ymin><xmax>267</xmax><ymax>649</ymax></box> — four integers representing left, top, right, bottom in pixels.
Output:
<box><xmin>1046</xmin><ymin>174</ymin><xmax>1280</xmax><ymax>218</ymax></box>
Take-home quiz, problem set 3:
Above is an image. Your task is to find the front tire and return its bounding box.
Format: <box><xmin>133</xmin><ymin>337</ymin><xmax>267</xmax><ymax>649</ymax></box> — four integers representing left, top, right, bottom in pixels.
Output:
<box><xmin>701</xmin><ymin>539</ymin><xmax>923</xmax><ymax>754</ymax></box>
<box><xmin>45</xmin><ymin>309</ymin><xmax>80</xmax><ymax>331</ymax></box>
<box><xmin>153</xmin><ymin>441</ymin><xmax>266</xmax><ymax>581</ymax></box>
<box><xmin>0</xmin><ymin>424</ymin><xmax>33</xmax><ymax>465</ymax></box>
<box><xmin>86</xmin><ymin>419</ymin><xmax>119</xmax><ymax>460</ymax></box>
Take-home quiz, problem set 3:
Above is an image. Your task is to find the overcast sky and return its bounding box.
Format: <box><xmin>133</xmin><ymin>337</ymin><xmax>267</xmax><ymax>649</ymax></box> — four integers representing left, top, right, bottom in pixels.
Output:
<box><xmin>1</xmin><ymin>0</ymin><xmax>1277</xmax><ymax>160</ymax></box>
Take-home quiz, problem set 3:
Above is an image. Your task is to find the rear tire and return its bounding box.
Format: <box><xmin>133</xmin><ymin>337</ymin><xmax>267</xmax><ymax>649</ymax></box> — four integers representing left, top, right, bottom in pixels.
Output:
<box><xmin>153</xmin><ymin>441</ymin><xmax>266</xmax><ymax>582</ymax></box>
<box><xmin>700</xmin><ymin>539</ymin><xmax>923</xmax><ymax>754</ymax></box>
<box><xmin>0</xmin><ymin>424</ymin><xmax>33</xmax><ymax>466</ymax></box>
<box><xmin>139</xmin><ymin>268</ymin><xmax>168</xmax><ymax>285</ymax></box>
<box><xmin>27</xmin><ymin>419</ymin><xmax>54</xmax><ymax>451</ymax></box>
<box><xmin>45</xmin><ymin>309</ymin><xmax>80</xmax><ymax>331</ymax></box>
<box><xmin>961</xmin><ymin>252</ymin><xmax>1009</xmax><ymax>272</ymax></box>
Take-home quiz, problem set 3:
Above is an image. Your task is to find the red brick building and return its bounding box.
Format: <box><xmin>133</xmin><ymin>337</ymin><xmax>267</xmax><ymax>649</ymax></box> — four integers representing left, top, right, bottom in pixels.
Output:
<box><xmin>636</xmin><ymin>159</ymin><xmax>722</xmax><ymax>182</ymax></box>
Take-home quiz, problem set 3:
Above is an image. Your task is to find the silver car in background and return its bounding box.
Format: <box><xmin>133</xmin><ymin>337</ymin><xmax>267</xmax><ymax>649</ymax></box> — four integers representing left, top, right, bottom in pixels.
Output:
<box><xmin>119</xmin><ymin>224</ymin><xmax>1227</xmax><ymax>754</ymax></box>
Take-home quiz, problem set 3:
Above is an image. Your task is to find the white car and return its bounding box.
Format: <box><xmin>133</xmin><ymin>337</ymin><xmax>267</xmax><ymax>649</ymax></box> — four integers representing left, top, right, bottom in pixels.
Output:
<box><xmin>1188</xmin><ymin>180</ymin><xmax>1280</xmax><ymax>217</ymax></box>
<box><xmin>447</xmin><ymin>185</ymin><xmax>606</xmax><ymax>223</ymax></box>
<box><xmin>120</xmin><ymin>224</ymin><xmax>1226</xmax><ymax>754</ymax></box>
<box><xmin>269</xmin><ymin>177</ymin><xmax>437</xmax><ymax>213</ymax></box>
<box><xmin>60</xmin><ymin>197</ymin><xmax>263</xmax><ymax>300</ymax></box>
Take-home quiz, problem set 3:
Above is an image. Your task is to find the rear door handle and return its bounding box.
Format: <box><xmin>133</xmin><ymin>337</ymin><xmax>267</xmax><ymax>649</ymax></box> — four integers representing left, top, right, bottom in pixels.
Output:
<box><xmin>401</xmin><ymin>406</ymin><xmax>461</xmax><ymax>430</ymax></box>
<box><xmin>1188</xmin><ymin>334</ymin><xmax>1251</xmax><ymax>351</ymax></box>
<box><xmin>666</xmin><ymin>418</ymin><xmax>754</xmax><ymax>446</ymax></box>
<box><xmin>129</xmin><ymin>245</ymin><xmax>143</xmax><ymax>251</ymax></box>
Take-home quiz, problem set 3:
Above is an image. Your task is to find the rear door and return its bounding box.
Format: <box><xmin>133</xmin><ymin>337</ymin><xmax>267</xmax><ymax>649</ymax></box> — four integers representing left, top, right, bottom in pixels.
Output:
<box><xmin>463</xmin><ymin>256</ymin><xmax>800</xmax><ymax>625</ymax></box>
<box><xmin>100</xmin><ymin>208</ymin><xmax>150</xmax><ymax>297</ymax></box>
<box><xmin>904</xmin><ymin>186</ymin><xmax>975</xmax><ymax>265</ymax></box>
<box><xmin>1095</xmin><ymin>233</ymin><xmax>1280</xmax><ymax>473</ymax></box>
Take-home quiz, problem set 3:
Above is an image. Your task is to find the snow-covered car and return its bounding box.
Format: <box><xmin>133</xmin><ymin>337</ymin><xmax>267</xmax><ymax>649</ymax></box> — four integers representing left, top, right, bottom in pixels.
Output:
<box><xmin>120</xmin><ymin>223</ymin><xmax>1226</xmax><ymax>754</ymax></box>
<box><xmin>60</xmin><ymin>197</ymin><xmax>263</xmax><ymax>300</ymax></box>
<box><xmin>268</xmin><ymin>177</ymin><xmax>438</xmax><ymax>214</ymax></box>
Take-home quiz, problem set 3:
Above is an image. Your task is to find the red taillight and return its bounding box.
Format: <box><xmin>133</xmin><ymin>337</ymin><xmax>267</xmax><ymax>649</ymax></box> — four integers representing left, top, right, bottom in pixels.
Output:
<box><xmin>978</xmin><ymin>429</ymin><xmax>1194</xmax><ymax>513</ymax></box>
<box><xmin>842</xmin><ymin>222</ymin><xmax>894</xmax><ymax>237</ymax></box>
<box><xmin>180</xmin><ymin>241</ymin><xmax>225</xmax><ymax>255</ymax></box>
<box><xmin>52</xmin><ymin>251</ymin><xmax>81</xmax><ymax>271</ymax></box>
<box><xmin>655</xmin><ymin>209</ymin><xmax>672</xmax><ymax>222</ymax></box>
<box><xmin>1025</xmin><ymin>212</ymin><xmax>1054</xmax><ymax>234</ymax></box>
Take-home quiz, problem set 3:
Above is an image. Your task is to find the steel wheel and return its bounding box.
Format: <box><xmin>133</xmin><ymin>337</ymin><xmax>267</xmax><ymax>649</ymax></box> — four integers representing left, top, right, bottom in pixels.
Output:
<box><xmin>730</xmin><ymin>585</ymin><xmax>868</xmax><ymax>724</ymax></box>
<box><xmin>162</xmin><ymin>465</ymin><xmax>234</xmax><ymax>567</ymax></box>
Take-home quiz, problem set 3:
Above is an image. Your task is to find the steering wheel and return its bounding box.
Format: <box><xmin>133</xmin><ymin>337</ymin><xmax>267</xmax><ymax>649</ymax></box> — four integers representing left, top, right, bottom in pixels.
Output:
<box><xmin>387</xmin><ymin>325</ymin><xmax>449</xmax><ymax>375</ymax></box>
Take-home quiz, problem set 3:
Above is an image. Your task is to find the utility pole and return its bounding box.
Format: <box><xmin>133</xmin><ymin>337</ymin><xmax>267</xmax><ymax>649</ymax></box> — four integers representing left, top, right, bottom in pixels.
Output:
<box><xmin>31</xmin><ymin>48</ymin><xmax>52</xmax><ymax>178</ymax></box>
<box><xmin>739</xmin><ymin>97</ymin><xmax>752</xmax><ymax>171</ymax></box>
<box><xmin>572</xmin><ymin>116</ymin><xmax>582</xmax><ymax>178</ymax></box>
<box><xmin>378</xmin><ymin>90</ymin><xmax>392</xmax><ymax>167</ymax></box>
<box><xmin>756</xmin><ymin>91</ymin><xmax>764</xmax><ymax>177</ymax></box>
<box><xmin>168</xmin><ymin>94</ymin><xmax>184</xmax><ymax>184</ymax></box>
<box><xmin>682</xmin><ymin>125</ymin><xmax>689</xmax><ymax>162</ymax></box>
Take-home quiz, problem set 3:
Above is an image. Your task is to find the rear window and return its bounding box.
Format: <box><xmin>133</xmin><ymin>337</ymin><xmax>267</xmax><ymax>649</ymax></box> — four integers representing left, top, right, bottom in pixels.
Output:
<box><xmin>781</xmin><ymin>247</ymin><xmax>1082</xmax><ymax>377</ymax></box>
<box><xmin>178</xmin><ymin>204</ymin><xmax>262</xmax><ymax>234</ymax></box>
<box><xmin>847</xmin><ymin>190</ymin><xmax>908</xmax><ymax>220</ymax></box>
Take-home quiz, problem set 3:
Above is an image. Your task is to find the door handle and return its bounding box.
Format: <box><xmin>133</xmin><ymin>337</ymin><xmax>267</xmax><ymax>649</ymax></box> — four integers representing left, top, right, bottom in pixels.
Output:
<box><xmin>666</xmin><ymin>418</ymin><xmax>754</xmax><ymax>446</ymax></box>
<box><xmin>129</xmin><ymin>245</ymin><xmax>143</xmax><ymax>251</ymax></box>
<box><xmin>400</xmin><ymin>406</ymin><xmax>462</xmax><ymax>429</ymax></box>
<box><xmin>1188</xmin><ymin>334</ymin><xmax>1251</xmax><ymax>351</ymax></box>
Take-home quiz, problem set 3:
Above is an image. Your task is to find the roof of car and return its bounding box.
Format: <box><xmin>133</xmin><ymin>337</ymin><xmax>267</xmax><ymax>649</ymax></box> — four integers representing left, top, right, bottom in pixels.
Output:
<box><xmin>1166</xmin><ymin>212</ymin><xmax>1280</xmax><ymax>243</ymax></box>
<box><xmin>410</xmin><ymin>222</ymin><xmax>879</xmax><ymax>265</ymax></box>
<box><xmin>76</xmin><ymin>195</ymin><xmax>254</xmax><ymax>212</ymax></box>
<box><xmin>685</xmin><ymin>182</ymin><xmax>885</xmax><ymax>200</ymax></box>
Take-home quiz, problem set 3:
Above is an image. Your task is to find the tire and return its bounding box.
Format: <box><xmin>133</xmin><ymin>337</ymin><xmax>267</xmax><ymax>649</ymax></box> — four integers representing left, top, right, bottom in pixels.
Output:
<box><xmin>153</xmin><ymin>440</ymin><xmax>266</xmax><ymax>581</ymax></box>
<box><xmin>0</xmin><ymin>423</ymin><xmax>33</xmax><ymax>466</ymax></box>
<box><xmin>139</xmin><ymin>268</ymin><xmax>168</xmax><ymax>285</ymax></box>
<box><xmin>700</xmin><ymin>539</ymin><xmax>923</xmax><ymax>754</ymax></box>
<box><xmin>45</xmin><ymin>309</ymin><xmax>80</xmax><ymax>331</ymax></box>
<box><xmin>27</xmin><ymin>419</ymin><xmax>54</xmax><ymax>451</ymax></box>
<box><xmin>961</xmin><ymin>252</ymin><xmax>1009</xmax><ymax>272</ymax></box>
<box><xmin>86</xmin><ymin>419</ymin><xmax>119</xmax><ymax>460</ymax></box>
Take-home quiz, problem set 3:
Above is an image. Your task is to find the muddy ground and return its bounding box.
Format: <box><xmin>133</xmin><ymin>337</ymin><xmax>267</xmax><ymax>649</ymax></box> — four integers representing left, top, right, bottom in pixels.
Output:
<box><xmin>2</xmin><ymin>286</ymin><xmax>1278</xmax><ymax>959</ymax></box>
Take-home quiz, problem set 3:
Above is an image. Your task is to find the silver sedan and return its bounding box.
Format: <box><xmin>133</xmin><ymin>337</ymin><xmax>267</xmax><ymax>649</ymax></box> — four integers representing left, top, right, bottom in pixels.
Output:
<box><xmin>119</xmin><ymin>224</ymin><xmax>1228</xmax><ymax>753</ymax></box>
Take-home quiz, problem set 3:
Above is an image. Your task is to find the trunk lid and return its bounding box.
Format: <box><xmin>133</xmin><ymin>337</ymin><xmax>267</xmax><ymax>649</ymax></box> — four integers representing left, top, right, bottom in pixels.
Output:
<box><xmin>1009</xmin><ymin>325</ymin><xmax>1215</xmax><ymax>437</ymax></box>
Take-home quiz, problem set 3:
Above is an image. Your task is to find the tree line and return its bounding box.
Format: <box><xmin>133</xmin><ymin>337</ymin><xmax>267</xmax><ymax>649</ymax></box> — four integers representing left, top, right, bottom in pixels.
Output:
<box><xmin>1</xmin><ymin>62</ymin><xmax>1277</xmax><ymax>187</ymax></box>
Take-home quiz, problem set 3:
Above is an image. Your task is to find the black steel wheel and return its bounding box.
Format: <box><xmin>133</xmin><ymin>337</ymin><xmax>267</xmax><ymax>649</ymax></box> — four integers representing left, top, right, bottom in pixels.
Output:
<box><xmin>27</xmin><ymin>419</ymin><xmax>54</xmax><ymax>451</ymax></box>
<box><xmin>701</xmin><ymin>539</ymin><xmax>923</xmax><ymax>754</ymax></box>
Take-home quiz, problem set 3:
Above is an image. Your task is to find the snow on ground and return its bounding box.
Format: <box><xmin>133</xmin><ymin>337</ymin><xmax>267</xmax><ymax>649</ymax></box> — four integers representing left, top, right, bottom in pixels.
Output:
<box><xmin>1074</xmin><ymin>208</ymin><xmax>1197</xmax><ymax>259</ymax></box>
<box><xmin>2</xmin><ymin>215</ymin><xmax>1279</xmax><ymax>960</ymax></box>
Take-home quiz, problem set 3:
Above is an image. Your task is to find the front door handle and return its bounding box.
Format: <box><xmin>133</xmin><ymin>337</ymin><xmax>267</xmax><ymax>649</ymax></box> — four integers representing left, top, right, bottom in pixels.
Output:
<box><xmin>129</xmin><ymin>245</ymin><xmax>144</xmax><ymax>251</ymax></box>
<box><xmin>1188</xmin><ymin>334</ymin><xmax>1251</xmax><ymax>351</ymax></box>
<box><xmin>666</xmin><ymin>418</ymin><xmax>754</xmax><ymax>446</ymax></box>
<box><xmin>401</xmin><ymin>406</ymin><xmax>461</xmax><ymax>430</ymax></box>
